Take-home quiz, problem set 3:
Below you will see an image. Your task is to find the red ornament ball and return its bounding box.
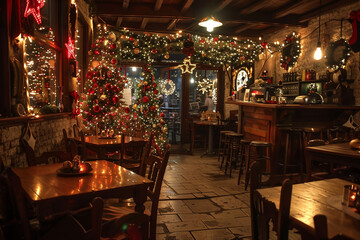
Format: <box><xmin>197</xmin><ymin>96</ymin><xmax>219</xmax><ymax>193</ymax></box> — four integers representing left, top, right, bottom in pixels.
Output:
<box><xmin>88</xmin><ymin>88</ymin><xmax>95</xmax><ymax>94</ymax></box>
<box><xmin>105</xmin><ymin>83</ymin><xmax>112</xmax><ymax>90</ymax></box>
<box><xmin>143</xmin><ymin>96</ymin><xmax>150</xmax><ymax>103</ymax></box>
<box><xmin>231</xmin><ymin>41</ymin><xmax>235</xmax><ymax>45</ymax></box>
<box><xmin>112</xmin><ymin>95</ymin><xmax>119</xmax><ymax>104</ymax></box>
<box><xmin>153</xmin><ymin>83</ymin><xmax>157</xmax><ymax>88</ymax></box>
<box><xmin>94</xmin><ymin>50</ymin><xmax>100</xmax><ymax>55</ymax></box>
<box><xmin>214</xmin><ymin>37</ymin><xmax>219</xmax><ymax>42</ymax></box>
<box><xmin>107</xmin><ymin>71</ymin><xmax>112</xmax><ymax>78</ymax></box>
<box><xmin>134</xmin><ymin>48</ymin><xmax>140</xmax><ymax>54</ymax></box>
<box><xmin>200</xmin><ymin>39</ymin><xmax>205</xmax><ymax>44</ymax></box>
<box><xmin>113</xmin><ymin>86</ymin><xmax>119</xmax><ymax>92</ymax></box>
<box><xmin>93</xmin><ymin>105</ymin><xmax>101</xmax><ymax>112</ymax></box>
<box><xmin>99</xmin><ymin>87</ymin><xmax>103</xmax><ymax>93</ymax></box>
<box><xmin>111</xmin><ymin>58</ymin><xmax>117</xmax><ymax>65</ymax></box>
<box><xmin>93</xmin><ymin>83</ymin><xmax>99</xmax><ymax>89</ymax></box>
<box><xmin>129</xmin><ymin>37</ymin><xmax>134</xmax><ymax>41</ymax></box>
<box><xmin>86</xmin><ymin>72</ymin><xmax>93</xmax><ymax>79</ymax></box>
<box><xmin>146</xmin><ymin>86</ymin><xmax>150</xmax><ymax>90</ymax></box>
<box><xmin>151</xmin><ymin>49</ymin><xmax>157</xmax><ymax>54</ymax></box>
<box><xmin>261</xmin><ymin>42</ymin><xmax>268</xmax><ymax>48</ymax></box>
<box><xmin>160</xmin><ymin>112</ymin><xmax>165</xmax><ymax>117</ymax></box>
<box><xmin>124</xmin><ymin>107</ymin><xmax>130</xmax><ymax>113</ymax></box>
<box><xmin>92</xmin><ymin>78</ymin><xmax>97</xmax><ymax>83</ymax></box>
<box><xmin>110</xmin><ymin>43</ymin><xmax>116</xmax><ymax>49</ymax></box>
<box><xmin>91</xmin><ymin>44</ymin><xmax>96</xmax><ymax>48</ymax></box>
<box><xmin>154</xmin><ymin>89</ymin><xmax>159</xmax><ymax>95</ymax></box>
<box><xmin>150</xmin><ymin>106</ymin><xmax>156</xmax><ymax>111</ymax></box>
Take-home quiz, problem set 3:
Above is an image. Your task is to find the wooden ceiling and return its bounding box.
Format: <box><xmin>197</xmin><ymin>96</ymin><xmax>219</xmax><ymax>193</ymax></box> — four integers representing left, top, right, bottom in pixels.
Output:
<box><xmin>92</xmin><ymin>0</ymin><xmax>355</xmax><ymax>37</ymax></box>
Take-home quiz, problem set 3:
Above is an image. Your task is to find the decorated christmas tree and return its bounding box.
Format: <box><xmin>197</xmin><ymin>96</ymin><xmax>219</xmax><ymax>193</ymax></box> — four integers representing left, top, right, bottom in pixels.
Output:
<box><xmin>131</xmin><ymin>66</ymin><xmax>168</xmax><ymax>155</ymax></box>
<box><xmin>81</xmin><ymin>24</ymin><xmax>127</xmax><ymax>134</ymax></box>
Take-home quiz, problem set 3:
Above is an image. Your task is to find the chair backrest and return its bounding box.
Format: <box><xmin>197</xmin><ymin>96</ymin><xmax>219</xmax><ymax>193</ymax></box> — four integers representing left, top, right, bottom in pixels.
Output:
<box><xmin>250</xmin><ymin>161</ymin><xmax>292</xmax><ymax>240</ymax></box>
<box><xmin>141</xmin><ymin>150</ymin><xmax>170</xmax><ymax>240</ymax></box>
<box><xmin>73</xmin><ymin>124</ymin><xmax>80</xmax><ymax>138</ymax></box>
<box><xmin>307</xmin><ymin>139</ymin><xmax>326</xmax><ymax>147</ymax></box>
<box><xmin>119</xmin><ymin>134</ymin><xmax>147</xmax><ymax>166</ymax></box>
<box><xmin>80</xmin><ymin>131</ymin><xmax>88</xmax><ymax>161</ymax></box>
<box><xmin>313</xmin><ymin>214</ymin><xmax>353</xmax><ymax>240</ymax></box>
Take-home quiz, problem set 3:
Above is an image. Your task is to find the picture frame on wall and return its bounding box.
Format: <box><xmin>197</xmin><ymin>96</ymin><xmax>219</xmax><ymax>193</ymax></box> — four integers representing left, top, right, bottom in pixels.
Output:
<box><xmin>243</xmin><ymin>89</ymin><xmax>250</xmax><ymax>102</ymax></box>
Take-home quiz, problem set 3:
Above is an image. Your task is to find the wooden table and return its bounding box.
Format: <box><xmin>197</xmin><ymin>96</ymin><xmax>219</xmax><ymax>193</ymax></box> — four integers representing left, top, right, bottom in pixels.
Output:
<box><xmin>10</xmin><ymin>160</ymin><xmax>153</xmax><ymax>220</ymax></box>
<box><xmin>73</xmin><ymin>135</ymin><xmax>146</xmax><ymax>158</ymax></box>
<box><xmin>305</xmin><ymin>142</ymin><xmax>360</xmax><ymax>181</ymax></box>
<box><xmin>257</xmin><ymin>178</ymin><xmax>360</xmax><ymax>239</ymax></box>
<box><xmin>193</xmin><ymin>120</ymin><xmax>222</xmax><ymax>157</ymax></box>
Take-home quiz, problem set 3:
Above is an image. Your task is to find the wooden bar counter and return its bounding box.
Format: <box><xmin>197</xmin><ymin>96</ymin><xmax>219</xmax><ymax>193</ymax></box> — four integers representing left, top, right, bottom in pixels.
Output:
<box><xmin>226</xmin><ymin>100</ymin><xmax>360</xmax><ymax>176</ymax></box>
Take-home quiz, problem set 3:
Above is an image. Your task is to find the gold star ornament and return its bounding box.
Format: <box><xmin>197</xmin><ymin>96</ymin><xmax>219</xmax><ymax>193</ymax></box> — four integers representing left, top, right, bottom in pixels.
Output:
<box><xmin>178</xmin><ymin>58</ymin><xmax>196</xmax><ymax>74</ymax></box>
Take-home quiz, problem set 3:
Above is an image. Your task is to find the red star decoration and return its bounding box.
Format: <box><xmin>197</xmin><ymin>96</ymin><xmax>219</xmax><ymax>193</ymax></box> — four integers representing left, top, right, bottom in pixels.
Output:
<box><xmin>65</xmin><ymin>37</ymin><xmax>75</xmax><ymax>59</ymax></box>
<box><xmin>24</xmin><ymin>0</ymin><xmax>45</xmax><ymax>25</ymax></box>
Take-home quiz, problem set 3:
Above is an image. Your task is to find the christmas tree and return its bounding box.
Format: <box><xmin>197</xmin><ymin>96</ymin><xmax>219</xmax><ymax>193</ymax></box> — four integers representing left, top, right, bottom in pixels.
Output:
<box><xmin>131</xmin><ymin>66</ymin><xmax>168</xmax><ymax>155</ymax></box>
<box><xmin>81</xmin><ymin>24</ymin><xmax>127</xmax><ymax>134</ymax></box>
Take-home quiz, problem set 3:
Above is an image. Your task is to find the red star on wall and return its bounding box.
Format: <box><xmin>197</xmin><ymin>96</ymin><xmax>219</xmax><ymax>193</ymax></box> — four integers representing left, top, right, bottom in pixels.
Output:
<box><xmin>65</xmin><ymin>37</ymin><xmax>75</xmax><ymax>59</ymax></box>
<box><xmin>24</xmin><ymin>0</ymin><xmax>45</xmax><ymax>25</ymax></box>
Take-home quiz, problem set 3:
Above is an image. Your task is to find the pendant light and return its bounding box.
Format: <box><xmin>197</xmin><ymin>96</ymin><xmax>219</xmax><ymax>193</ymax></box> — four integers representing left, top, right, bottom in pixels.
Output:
<box><xmin>314</xmin><ymin>0</ymin><xmax>322</xmax><ymax>60</ymax></box>
<box><xmin>198</xmin><ymin>16</ymin><xmax>223</xmax><ymax>32</ymax></box>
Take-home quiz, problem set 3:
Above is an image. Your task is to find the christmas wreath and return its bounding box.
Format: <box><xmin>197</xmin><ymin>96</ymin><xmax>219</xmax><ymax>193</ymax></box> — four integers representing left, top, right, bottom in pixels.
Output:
<box><xmin>160</xmin><ymin>79</ymin><xmax>176</xmax><ymax>95</ymax></box>
<box><xmin>325</xmin><ymin>39</ymin><xmax>351</xmax><ymax>70</ymax></box>
<box><xmin>280</xmin><ymin>33</ymin><xmax>301</xmax><ymax>71</ymax></box>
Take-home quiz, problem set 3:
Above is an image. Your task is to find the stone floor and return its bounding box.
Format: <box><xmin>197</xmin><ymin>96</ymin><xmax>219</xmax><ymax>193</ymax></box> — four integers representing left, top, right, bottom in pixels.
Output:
<box><xmin>154</xmin><ymin>151</ymin><xmax>252</xmax><ymax>240</ymax></box>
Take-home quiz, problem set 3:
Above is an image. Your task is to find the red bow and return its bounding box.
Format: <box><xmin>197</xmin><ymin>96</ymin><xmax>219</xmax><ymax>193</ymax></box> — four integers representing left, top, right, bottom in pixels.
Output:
<box><xmin>350</xmin><ymin>10</ymin><xmax>360</xmax><ymax>22</ymax></box>
<box><xmin>70</xmin><ymin>90</ymin><xmax>79</xmax><ymax>103</ymax></box>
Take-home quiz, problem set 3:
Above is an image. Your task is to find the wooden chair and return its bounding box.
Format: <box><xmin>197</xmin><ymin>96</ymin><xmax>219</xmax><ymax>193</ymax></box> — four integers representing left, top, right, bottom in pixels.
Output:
<box><xmin>189</xmin><ymin>118</ymin><xmax>207</xmax><ymax>154</ymax></box>
<box><xmin>8</xmin><ymin>169</ymin><xmax>104</xmax><ymax>240</ymax></box>
<box><xmin>80</xmin><ymin>131</ymin><xmax>99</xmax><ymax>161</ymax></box>
<box><xmin>62</xmin><ymin>129</ymin><xmax>78</xmax><ymax>159</ymax></box>
<box><xmin>250</xmin><ymin>161</ymin><xmax>292</xmax><ymax>240</ymax></box>
<box><xmin>117</xmin><ymin>134</ymin><xmax>151</xmax><ymax>173</ymax></box>
<box><xmin>102</xmin><ymin>150</ymin><xmax>170</xmax><ymax>240</ymax></box>
<box><xmin>73</xmin><ymin>124</ymin><xmax>80</xmax><ymax>138</ymax></box>
<box><xmin>314</xmin><ymin>214</ymin><xmax>353</xmax><ymax>240</ymax></box>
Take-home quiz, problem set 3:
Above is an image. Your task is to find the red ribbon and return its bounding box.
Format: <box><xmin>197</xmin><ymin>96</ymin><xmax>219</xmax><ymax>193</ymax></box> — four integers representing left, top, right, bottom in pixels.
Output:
<box><xmin>349</xmin><ymin>11</ymin><xmax>360</xmax><ymax>45</ymax></box>
<box><xmin>167</xmin><ymin>66</ymin><xmax>170</xmax><ymax>82</ymax></box>
<box><xmin>350</xmin><ymin>10</ymin><xmax>360</xmax><ymax>22</ymax></box>
<box><xmin>70</xmin><ymin>90</ymin><xmax>79</xmax><ymax>103</ymax></box>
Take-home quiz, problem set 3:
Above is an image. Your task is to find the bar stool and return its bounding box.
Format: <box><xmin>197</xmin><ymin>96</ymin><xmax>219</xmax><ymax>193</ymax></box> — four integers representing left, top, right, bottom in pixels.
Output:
<box><xmin>220</xmin><ymin>132</ymin><xmax>235</xmax><ymax>170</ymax></box>
<box><xmin>279</xmin><ymin>127</ymin><xmax>305</xmax><ymax>177</ymax></box>
<box><xmin>217</xmin><ymin>130</ymin><xmax>234</xmax><ymax>162</ymax></box>
<box><xmin>224</xmin><ymin>133</ymin><xmax>243</xmax><ymax>177</ymax></box>
<box><xmin>237</xmin><ymin>139</ymin><xmax>251</xmax><ymax>185</ymax></box>
<box><xmin>303</xmin><ymin>127</ymin><xmax>326</xmax><ymax>144</ymax></box>
<box><xmin>244</xmin><ymin>141</ymin><xmax>272</xmax><ymax>190</ymax></box>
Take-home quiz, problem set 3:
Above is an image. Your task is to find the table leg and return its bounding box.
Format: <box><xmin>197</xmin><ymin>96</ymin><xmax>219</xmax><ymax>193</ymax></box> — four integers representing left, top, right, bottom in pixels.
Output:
<box><xmin>305</xmin><ymin>149</ymin><xmax>311</xmax><ymax>182</ymax></box>
<box><xmin>134</xmin><ymin>185</ymin><xmax>148</xmax><ymax>214</ymax></box>
<box><xmin>208</xmin><ymin>125</ymin><xmax>214</xmax><ymax>154</ymax></box>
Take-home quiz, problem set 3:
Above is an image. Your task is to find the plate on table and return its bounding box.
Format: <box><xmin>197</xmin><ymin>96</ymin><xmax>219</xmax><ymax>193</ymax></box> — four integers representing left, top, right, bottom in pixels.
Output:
<box><xmin>56</xmin><ymin>163</ymin><xmax>93</xmax><ymax>177</ymax></box>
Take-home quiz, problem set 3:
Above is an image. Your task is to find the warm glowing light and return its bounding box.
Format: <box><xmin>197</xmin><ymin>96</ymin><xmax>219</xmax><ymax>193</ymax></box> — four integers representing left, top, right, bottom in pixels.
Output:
<box><xmin>314</xmin><ymin>43</ymin><xmax>322</xmax><ymax>60</ymax></box>
<box><xmin>132</xmin><ymin>66</ymin><xmax>137</xmax><ymax>72</ymax></box>
<box><xmin>351</xmin><ymin>194</ymin><xmax>356</xmax><ymax>200</ymax></box>
<box><xmin>198</xmin><ymin>16</ymin><xmax>223</xmax><ymax>32</ymax></box>
<box><xmin>190</xmin><ymin>78</ymin><xmax>194</xmax><ymax>84</ymax></box>
<box><xmin>65</xmin><ymin>37</ymin><xmax>75</xmax><ymax>59</ymax></box>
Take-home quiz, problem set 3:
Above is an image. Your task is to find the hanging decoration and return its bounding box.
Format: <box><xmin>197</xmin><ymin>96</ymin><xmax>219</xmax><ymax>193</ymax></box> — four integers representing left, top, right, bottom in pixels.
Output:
<box><xmin>348</xmin><ymin>10</ymin><xmax>360</xmax><ymax>52</ymax></box>
<box><xmin>24</xmin><ymin>0</ymin><xmax>45</xmax><ymax>25</ymax></box>
<box><xmin>160</xmin><ymin>80</ymin><xmax>176</xmax><ymax>95</ymax></box>
<box><xmin>65</xmin><ymin>37</ymin><xmax>75</xmax><ymax>59</ymax></box>
<box><xmin>197</xmin><ymin>77</ymin><xmax>212</xmax><ymax>94</ymax></box>
<box><xmin>183</xmin><ymin>35</ymin><xmax>195</xmax><ymax>56</ymax></box>
<box><xmin>178</xmin><ymin>57</ymin><xmax>196</xmax><ymax>74</ymax></box>
<box><xmin>280</xmin><ymin>32</ymin><xmax>301</xmax><ymax>71</ymax></box>
<box><xmin>325</xmin><ymin>39</ymin><xmax>351</xmax><ymax>70</ymax></box>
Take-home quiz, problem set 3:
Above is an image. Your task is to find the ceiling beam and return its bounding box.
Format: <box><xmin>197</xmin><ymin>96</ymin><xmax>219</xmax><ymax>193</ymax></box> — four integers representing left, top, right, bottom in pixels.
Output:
<box><xmin>154</xmin><ymin>0</ymin><xmax>163</xmax><ymax>11</ymax></box>
<box><xmin>167</xmin><ymin>19</ymin><xmax>178</xmax><ymax>30</ymax></box>
<box><xmin>235</xmin><ymin>24</ymin><xmax>256</xmax><ymax>33</ymax></box>
<box><xmin>123</xmin><ymin>0</ymin><xmax>130</xmax><ymax>10</ymax></box>
<box><xmin>140</xmin><ymin>18</ymin><xmax>149</xmax><ymax>29</ymax></box>
<box><xmin>181</xmin><ymin>0</ymin><xmax>194</xmax><ymax>13</ymax></box>
<box><xmin>95</xmin><ymin>3</ymin><xmax>194</xmax><ymax>19</ymax></box>
<box><xmin>215</xmin><ymin>0</ymin><xmax>233</xmax><ymax>12</ymax></box>
<box><xmin>299</xmin><ymin>0</ymin><xmax>354</xmax><ymax>22</ymax></box>
<box><xmin>240</xmin><ymin>0</ymin><xmax>274</xmax><ymax>14</ymax></box>
<box><xmin>116</xmin><ymin>17</ymin><xmax>123</xmax><ymax>27</ymax></box>
<box><xmin>274</xmin><ymin>0</ymin><xmax>313</xmax><ymax>19</ymax></box>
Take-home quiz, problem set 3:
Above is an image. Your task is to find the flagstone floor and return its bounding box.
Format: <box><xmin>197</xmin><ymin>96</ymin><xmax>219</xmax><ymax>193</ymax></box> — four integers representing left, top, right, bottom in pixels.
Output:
<box><xmin>154</xmin><ymin>152</ymin><xmax>252</xmax><ymax>240</ymax></box>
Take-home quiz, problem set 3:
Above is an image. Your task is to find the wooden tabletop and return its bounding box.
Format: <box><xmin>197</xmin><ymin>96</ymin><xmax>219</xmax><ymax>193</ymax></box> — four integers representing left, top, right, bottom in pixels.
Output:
<box><xmin>193</xmin><ymin>120</ymin><xmax>222</xmax><ymax>126</ymax></box>
<box><xmin>306</xmin><ymin>142</ymin><xmax>360</xmax><ymax>159</ymax></box>
<box><xmin>257</xmin><ymin>178</ymin><xmax>360</xmax><ymax>239</ymax></box>
<box><xmin>73</xmin><ymin>135</ymin><xmax>146</xmax><ymax>147</ymax></box>
<box><xmin>11</xmin><ymin>160</ymin><xmax>152</xmax><ymax>203</ymax></box>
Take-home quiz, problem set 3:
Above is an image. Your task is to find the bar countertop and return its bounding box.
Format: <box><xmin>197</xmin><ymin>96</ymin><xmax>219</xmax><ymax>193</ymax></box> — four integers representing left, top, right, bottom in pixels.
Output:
<box><xmin>225</xmin><ymin>100</ymin><xmax>360</xmax><ymax>110</ymax></box>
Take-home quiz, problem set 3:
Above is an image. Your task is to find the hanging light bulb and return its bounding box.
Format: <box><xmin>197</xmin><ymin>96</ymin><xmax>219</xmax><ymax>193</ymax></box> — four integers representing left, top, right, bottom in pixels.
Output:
<box><xmin>314</xmin><ymin>42</ymin><xmax>322</xmax><ymax>60</ymax></box>
<box><xmin>314</xmin><ymin>0</ymin><xmax>322</xmax><ymax>60</ymax></box>
<box><xmin>198</xmin><ymin>16</ymin><xmax>223</xmax><ymax>32</ymax></box>
<box><xmin>132</xmin><ymin>66</ymin><xmax>137</xmax><ymax>72</ymax></box>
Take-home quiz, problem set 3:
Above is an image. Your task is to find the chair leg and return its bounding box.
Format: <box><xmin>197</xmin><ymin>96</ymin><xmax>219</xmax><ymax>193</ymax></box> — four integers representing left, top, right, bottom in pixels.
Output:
<box><xmin>217</xmin><ymin>135</ymin><xmax>223</xmax><ymax>162</ymax></box>
<box><xmin>283</xmin><ymin>133</ymin><xmax>290</xmax><ymax>176</ymax></box>
<box><xmin>244</xmin><ymin>146</ymin><xmax>252</xmax><ymax>190</ymax></box>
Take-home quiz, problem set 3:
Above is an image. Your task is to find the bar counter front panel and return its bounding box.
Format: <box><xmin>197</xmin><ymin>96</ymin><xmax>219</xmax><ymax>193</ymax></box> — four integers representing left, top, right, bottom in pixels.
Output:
<box><xmin>226</xmin><ymin>101</ymin><xmax>360</xmax><ymax>175</ymax></box>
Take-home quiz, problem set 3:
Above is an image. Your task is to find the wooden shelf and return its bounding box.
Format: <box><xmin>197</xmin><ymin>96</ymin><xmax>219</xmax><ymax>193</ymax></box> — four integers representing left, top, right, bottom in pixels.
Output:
<box><xmin>282</xmin><ymin>81</ymin><xmax>300</xmax><ymax>85</ymax></box>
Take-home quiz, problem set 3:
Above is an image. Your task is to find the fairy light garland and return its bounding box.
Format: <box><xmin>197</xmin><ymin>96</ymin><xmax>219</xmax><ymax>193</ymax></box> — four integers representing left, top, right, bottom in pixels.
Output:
<box><xmin>160</xmin><ymin>68</ymin><xmax>176</xmax><ymax>95</ymax></box>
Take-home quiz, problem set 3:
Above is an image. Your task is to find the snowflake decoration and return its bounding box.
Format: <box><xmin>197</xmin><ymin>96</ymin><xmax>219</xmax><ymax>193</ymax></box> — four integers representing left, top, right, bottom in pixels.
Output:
<box><xmin>178</xmin><ymin>58</ymin><xmax>196</xmax><ymax>74</ymax></box>
<box><xmin>197</xmin><ymin>77</ymin><xmax>212</xmax><ymax>94</ymax></box>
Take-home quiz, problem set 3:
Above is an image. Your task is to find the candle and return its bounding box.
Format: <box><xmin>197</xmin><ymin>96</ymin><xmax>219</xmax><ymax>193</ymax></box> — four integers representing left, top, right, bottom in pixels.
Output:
<box><xmin>343</xmin><ymin>185</ymin><xmax>358</xmax><ymax>207</ymax></box>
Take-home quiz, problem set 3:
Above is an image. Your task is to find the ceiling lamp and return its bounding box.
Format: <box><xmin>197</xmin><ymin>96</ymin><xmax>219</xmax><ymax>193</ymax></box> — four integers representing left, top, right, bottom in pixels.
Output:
<box><xmin>198</xmin><ymin>16</ymin><xmax>223</xmax><ymax>32</ymax></box>
<box><xmin>314</xmin><ymin>0</ymin><xmax>322</xmax><ymax>60</ymax></box>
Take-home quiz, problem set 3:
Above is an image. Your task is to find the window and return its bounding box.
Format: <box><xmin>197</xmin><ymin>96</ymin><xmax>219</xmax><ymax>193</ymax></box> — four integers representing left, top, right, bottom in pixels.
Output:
<box><xmin>24</xmin><ymin>0</ymin><xmax>61</xmax><ymax>114</ymax></box>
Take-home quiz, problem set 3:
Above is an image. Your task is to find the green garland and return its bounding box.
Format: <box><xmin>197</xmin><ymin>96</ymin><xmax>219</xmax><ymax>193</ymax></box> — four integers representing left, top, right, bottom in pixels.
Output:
<box><xmin>325</xmin><ymin>39</ymin><xmax>351</xmax><ymax>70</ymax></box>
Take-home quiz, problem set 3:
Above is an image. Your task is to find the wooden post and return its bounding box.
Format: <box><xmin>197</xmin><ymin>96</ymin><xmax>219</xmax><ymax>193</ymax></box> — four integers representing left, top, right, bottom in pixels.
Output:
<box><xmin>181</xmin><ymin>72</ymin><xmax>190</xmax><ymax>144</ymax></box>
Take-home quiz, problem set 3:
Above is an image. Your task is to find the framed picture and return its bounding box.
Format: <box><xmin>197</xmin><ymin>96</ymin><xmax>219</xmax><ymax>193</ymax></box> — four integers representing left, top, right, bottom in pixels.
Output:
<box><xmin>243</xmin><ymin>89</ymin><xmax>250</xmax><ymax>102</ymax></box>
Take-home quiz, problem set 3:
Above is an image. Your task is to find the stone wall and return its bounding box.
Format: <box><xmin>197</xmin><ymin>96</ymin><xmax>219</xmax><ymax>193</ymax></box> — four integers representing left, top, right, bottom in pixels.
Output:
<box><xmin>0</xmin><ymin>115</ymin><xmax>75</xmax><ymax>167</ymax></box>
<box><xmin>254</xmin><ymin>2</ymin><xmax>360</xmax><ymax>102</ymax></box>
